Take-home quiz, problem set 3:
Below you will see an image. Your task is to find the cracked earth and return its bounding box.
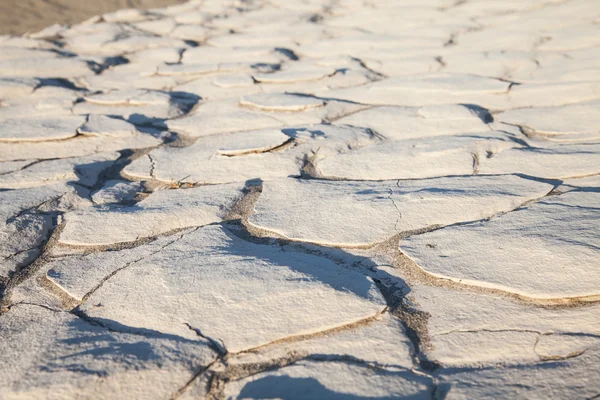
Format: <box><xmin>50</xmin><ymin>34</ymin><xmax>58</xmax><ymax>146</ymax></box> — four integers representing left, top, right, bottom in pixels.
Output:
<box><xmin>0</xmin><ymin>0</ymin><xmax>599</xmax><ymax>399</ymax></box>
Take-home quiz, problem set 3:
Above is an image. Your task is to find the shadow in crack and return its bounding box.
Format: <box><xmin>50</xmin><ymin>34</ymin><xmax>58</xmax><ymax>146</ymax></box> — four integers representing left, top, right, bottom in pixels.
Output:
<box><xmin>37</xmin><ymin>78</ymin><xmax>87</xmax><ymax>91</ymax></box>
<box><xmin>33</xmin><ymin>315</ymin><xmax>210</xmax><ymax>378</ymax></box>
<box><xmin>459</xmin><ymin>103</ymin><xmax>493</xmax><ymax>123</ymax></box>
<box><xmin>41</xmin><ymin>319</ymin><xmax>165</xmax><ymax>377</ymax></box>
<box><xmin>72</xmin><ymin>158</ymin><xmax>117</xmax><ymax>189</ymax></box>
<box><xmin>70</xmin><ymin>314</ymin><xmax>208</xmax><ymax>346</ymax></box>
<box><xmin>282</xmin><ymin>127</ymin><xmax>326</xmax><ymax>139</ymax></box>
<box><xmin>166</xmin><ymin>91</ymin><xmax>201</xmax><ymax>115</ymax></box>
<box><xmin>213</xmin><ymin>225</ymin><xmax>385</xmax><ymax>302</ymax></box>
<box><xmin>125</xmin><ymin>91</ymin><xmax>200</xmax><ymax>126</ymax></box>
<box><xmin>86</xmin><ymin>55</ymin><xmax>129</xmax><ymax>75</ymax></box>
<box><xmin>58</xmin><ymin>339</ymin><xmax>157</xmax><ymax>364</ymax></box>
<box><xmin>236</xmin><ymin>375</ymin><xmax>413</xmax><ymax>400</ymax></box>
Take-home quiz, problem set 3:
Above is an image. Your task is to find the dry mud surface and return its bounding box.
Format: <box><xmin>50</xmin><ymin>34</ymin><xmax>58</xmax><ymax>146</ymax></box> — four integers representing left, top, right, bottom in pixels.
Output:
<box><xmin>0</xmin><ymin>0</ymin><xmax>599</xmax><ymax>399</ymax></box>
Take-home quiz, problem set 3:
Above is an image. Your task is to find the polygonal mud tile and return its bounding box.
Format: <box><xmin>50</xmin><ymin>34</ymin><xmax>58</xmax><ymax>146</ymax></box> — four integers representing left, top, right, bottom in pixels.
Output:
<box><xmin>336</xmin><ymin>104</ymin><xmax>491</xmax><ymax>141</ymax></box>
<box><xmin>0</xmin><ymin>183</ymin><xmax>89</xmax><ymax>276</ymax></box>
<box><xmin>91</xmin><ymin>180</ymin><xmax>143</xmax><ymax>205</ymax></box>
<box><xmin>47</xmin><ymin>232</ymin><xmax>190</xmax><ymax>301</ymax></box>
<box><xmin>507</xmin><ymin>81</ymin><xmax>600</xmax><ymax>109</ymax></box>
<box><xmin>0</xmin><ymin>152</ymin><xmax>118</xmax><ymax>189</ymax></box>
<box><xmin>478</xmin><ymin>141</ymin><xmax>600</xmax><ymax>179</ymax></box>
<box><xmin>0</xmin><ymin>304</ymin><xmax>216</xmax><ymax>399</ymax></box>
<box><xmin>249</xmin><ymin>176</ymin><xmax>552</xmax><ymax>247</ymax></box>
<box><xmin>316</xmin><ymin>132</ymin><xmax>519</xmax><ymax>180</ymax></box>
<box><xmin>240</xmin><ymin>93</ymin><xmax>324</xmax><ymax>112</ymax></box>
<box><xmin>401</xmin><ymin>190</ymin><xmax>600</xmax><ymax>299</ymax></box>
<box><xmin>224</xmin><ymin>361</ymin><xmax>433</xmax><ymax>399</ymax></box>
<box><xmin>77</xmin><ymin>115</ymin><xmax>138</xmax><ymax>138</ymax></box>
<box><xmin>0</xmin><ymin>77</ymin><xmax>39</xmax><ymax>98</ymax></box>
<box><xmin>59</xmin><ymin>183</ymin><xmax>243</xmax><ymax>246</ymax></box>
<box><xmin>0</xmin><ymin>115</ymin><xmax>85</xmax><ymax>142</ymax></box>
<box><xmin>229</xmin><ymin>313</ymin><xmax>414</xmax><ymax>370</ymax></box>
<box><xmin>79</xmin><ymin>225</ymin><xmax>387</xmax><ymax>352</ymax></box>
<box><xmin>0</xmin><ymin>133</ymin><xmax>161</xmax><ymax>162</ymax></box>
<box><xmin>74</xmin><ymin>89</ymin><xmax>198</xmax><ymax>122</ymax></box>
<box><xmin>124</xmin><ymin>124</ymin><xmax>375</xmax><ymax>184</ymax></box>
<box><xmin>319</xmin><ymin>73</ymin><xmax>511</xmax><ymax>108</ymax></box>
<box><xmin>497</xmin><ymin>101</ymin><xmax>600</xmax><ymax>141</ymax></box>
<box><xmin>253</xmin><ymin>63</ymin><xmax>336</xmax><ymax>84</ymax></box>
<box><xmin>165</xmin><ymin>99</ymin><xmax>321</xmax><ymax>137</ymax></box>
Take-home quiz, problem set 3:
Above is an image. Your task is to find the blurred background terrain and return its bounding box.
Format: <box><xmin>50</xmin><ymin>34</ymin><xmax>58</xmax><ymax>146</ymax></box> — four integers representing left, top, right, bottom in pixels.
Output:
<box><xmin>0</xmin><ymin>0</ymin><xmax>186</xmax><ymax>35</ymax></box>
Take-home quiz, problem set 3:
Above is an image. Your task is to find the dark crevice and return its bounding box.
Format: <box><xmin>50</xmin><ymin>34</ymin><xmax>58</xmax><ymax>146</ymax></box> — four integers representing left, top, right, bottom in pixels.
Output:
<box><xmin>274</xmin><ymin>47</ymin><xmax>299</xmax><ymax>61</ymax></box>
<box><xmin>373</xmin><ymin>279</ymin><xmax>440</xmax><ymax>373</ymax></box>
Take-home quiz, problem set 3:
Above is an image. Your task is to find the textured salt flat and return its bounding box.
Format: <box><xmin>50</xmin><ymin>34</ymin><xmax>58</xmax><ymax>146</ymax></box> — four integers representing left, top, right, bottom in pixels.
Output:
<box><xmin>1</xmin><ymin>0</ymin><xmax>599</xmax><ymax>399</ymax></box>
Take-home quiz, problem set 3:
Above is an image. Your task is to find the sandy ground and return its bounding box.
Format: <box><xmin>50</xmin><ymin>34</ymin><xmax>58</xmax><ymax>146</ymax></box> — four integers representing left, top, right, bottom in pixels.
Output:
<box><xmin>0</xmin><ymin>0</ymin><xmax>186</xmax><ymax>35</ymax></box>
